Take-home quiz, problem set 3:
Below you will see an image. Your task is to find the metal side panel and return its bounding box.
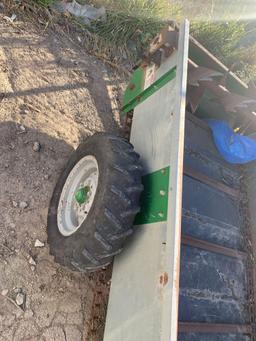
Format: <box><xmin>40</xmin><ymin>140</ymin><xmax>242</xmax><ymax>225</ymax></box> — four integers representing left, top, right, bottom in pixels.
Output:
<box><xmin>179</xmin><ymin>333</ymin><xmax>250</xmax><ymax>341</ymax></box>
<box><xmin>179</xmin><ymin>245</ymin><xmax>248</xmax><ymax>324</ymax></box>
<box><xmin>104</xmin><ymin>20</ymin><xmax>189</xmax><ymax>341</ymax></box>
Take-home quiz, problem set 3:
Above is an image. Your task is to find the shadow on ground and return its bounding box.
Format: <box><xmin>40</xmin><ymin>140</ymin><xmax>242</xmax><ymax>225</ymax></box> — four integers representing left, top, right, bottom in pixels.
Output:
<box><xmin>1</xmin><ymin>31</ymin><xmax>121</xmax><ymax>135</ymax></box>
<box><xmin>0</xmin><ymin>121</ymin><xmax>110</xmax><ymax>341</ymax></box>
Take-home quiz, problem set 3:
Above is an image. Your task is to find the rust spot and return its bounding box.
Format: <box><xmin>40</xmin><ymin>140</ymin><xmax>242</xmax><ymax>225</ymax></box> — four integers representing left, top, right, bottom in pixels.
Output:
<box><xmin>160</xmin><ymin>272</ymin><xmax>168</xmax><ymax>286</ymax></box>
<box><xmin>141</xmin><ymin>61</ymin><xmax>149</xmax><ymax>69</ymax></box>
<box><xmin>129</xmin><ymin>83</ymin><xmax>136</xmax><ymax>91</ymax></box>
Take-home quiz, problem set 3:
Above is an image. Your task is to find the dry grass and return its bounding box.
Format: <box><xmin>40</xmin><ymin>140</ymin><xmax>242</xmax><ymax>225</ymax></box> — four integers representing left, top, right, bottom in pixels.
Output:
<box><xmin>84</xmin><ymin>0</ymin><xmax>180</xmax><ymax>65</ymax></box>
<box><xmin>27</xmin><ymin>0</ymin><xmax>180</xmax><ymax>67</ymax></box>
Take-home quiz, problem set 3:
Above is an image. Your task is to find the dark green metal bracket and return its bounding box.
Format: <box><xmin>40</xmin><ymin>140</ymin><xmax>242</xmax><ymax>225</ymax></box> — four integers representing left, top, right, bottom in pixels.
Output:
<box><xmin>123</xmin><ymin>67</ymin><xmax>145</xmax><ymax>107</ymax></box>
<box><xmin>135</xmin><ymin>166</ymin><xmax>170</xmax><ymax>225</ymax></box>
<box><xmin>121</xmin><ymin>66</ymin><xmax>177</xmax><ymax>117</ymax></box>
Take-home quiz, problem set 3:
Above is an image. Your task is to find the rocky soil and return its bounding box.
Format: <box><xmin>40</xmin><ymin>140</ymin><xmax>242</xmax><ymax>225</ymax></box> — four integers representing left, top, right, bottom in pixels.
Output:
<box><xmin>0</xmin><ymin>8</ymin><xmax>121</xmax><ymax>341</ymax></box>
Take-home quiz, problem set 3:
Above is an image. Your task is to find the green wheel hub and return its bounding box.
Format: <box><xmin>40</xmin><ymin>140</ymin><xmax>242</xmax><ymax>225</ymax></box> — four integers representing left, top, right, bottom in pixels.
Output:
<box><xmin>75</xmin><ymin>186</ymin><xmax>90</xmax><ymax>205</ymax></box>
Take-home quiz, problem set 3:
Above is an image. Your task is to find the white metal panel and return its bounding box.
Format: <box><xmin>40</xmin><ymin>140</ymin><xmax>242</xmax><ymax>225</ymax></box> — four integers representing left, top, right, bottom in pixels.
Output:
<box><xmin>156</xmin><ymin>51</ymin><xmax>178</xmax><ymax>79</ymax></box>
<box><xmin>104</xmin><ymin>20</ymin><xmax>189</xmax><ymax>341</ymax></box>
<box><xmin>143</xmin><ymin>52</ymin><xmax>178</xmax><ymax>90</ymax></box>
<box><xmin>130</xmin><ymin>51</ymin><xmax>177</xmax><ymax>175</ymax></box>
<box><xmin>104</xmin><ymin>223</ymin><xmax>166</xmax><ymax>341</ymax></box>
<box><xmin>161</xmin><ymin>20</ymin><xmax>189</xmax><ymax>341</ymax></box>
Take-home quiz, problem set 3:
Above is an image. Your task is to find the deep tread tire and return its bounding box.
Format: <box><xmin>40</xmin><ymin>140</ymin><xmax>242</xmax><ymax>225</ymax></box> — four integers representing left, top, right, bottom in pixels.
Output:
<box><xmin>47</xmin><ymin>133</ymin><xmax>143</xmax><ymax>272</ymax></box>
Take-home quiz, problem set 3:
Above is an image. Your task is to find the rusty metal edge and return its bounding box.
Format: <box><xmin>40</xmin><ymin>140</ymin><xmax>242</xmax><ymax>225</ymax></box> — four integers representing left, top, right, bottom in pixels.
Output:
<box><xmin>184</xmin><ymin>166</ymin><xmax>240</xmax><ymax>198</ymax></box>
<box><xmin>179</xmin><ymin>322</ymin><xmax>252</xmax><ymax>334</ymax></box>
<box><xmin>181</xmin><ymin>235</ymin><xmax>247</xmax><ymax>259</ymax></box>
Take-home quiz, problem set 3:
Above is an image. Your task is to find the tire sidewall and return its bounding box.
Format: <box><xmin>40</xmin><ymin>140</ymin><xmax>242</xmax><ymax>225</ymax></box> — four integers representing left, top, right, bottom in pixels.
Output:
<box><xmin>47</xmin><ymin>133</ymin><xmax>143</xmax><ymax>271</ymax></box>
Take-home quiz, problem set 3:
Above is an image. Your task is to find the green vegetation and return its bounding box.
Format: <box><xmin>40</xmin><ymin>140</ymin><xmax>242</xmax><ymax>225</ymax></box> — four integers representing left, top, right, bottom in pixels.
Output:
<box><xmin>191</xmin><ymin>21</ymin><xmax>246</xmax><ymax>63</ymax></box>
<box><xmin>86</xmin><ymin>0</ymin><xmax>180</xmax><ymax>63</ymax></box>
<box><xmin>176</xmin><ymin>1</ymin><xmax>256</xmax><ymax>83</ymax></box>
<box><xmin>191</xmin><ymin>21</ymin><xmax>256</xmax><ymax>83</ymax></box>
<box><xmin>92</xmin><ymin>9</ymin><xmax>164</xmax><ymax>49</ymax></box>
<box><xmin>33</xmin><ymin>0</ymin><xmax>53</xmax><ymax>6</ymax></box>
<box><xmin>31</xmin><ymin>0</ymin><xmax>256</xmax><ymax>82</ymax></box>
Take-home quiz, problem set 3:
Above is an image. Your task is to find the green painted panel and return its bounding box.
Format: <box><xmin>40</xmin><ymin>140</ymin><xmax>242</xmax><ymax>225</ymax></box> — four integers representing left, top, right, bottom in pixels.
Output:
<box><xmin>121</xmin><ymin>66</ymin><xmax>177</xmax><ymax>116</ymax></box>
<box><xmin>135</xmin><ymin>166</ymin><xmax>170</xmax><ymax>225</ymax></box>
<box><xmin>123</xmin><ymin>67</ymin><xmax>145</xmax><ymax>107</ymax></box>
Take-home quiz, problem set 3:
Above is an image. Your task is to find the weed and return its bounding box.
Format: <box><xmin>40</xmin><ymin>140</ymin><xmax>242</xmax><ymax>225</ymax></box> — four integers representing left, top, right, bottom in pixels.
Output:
<box><xmin>33</xmin><ymin>0</ymin><xmax>53</xmax><ymax>7</ymax></box>
<box><xmin>191</xmin><ymin>21</ymin><xmax>256</xmax><ymax>82</ymax></box>
<box><xmin>87</xmin><ymin>0</ymin><xmax>180</xmax><ymax>63</ymax></box>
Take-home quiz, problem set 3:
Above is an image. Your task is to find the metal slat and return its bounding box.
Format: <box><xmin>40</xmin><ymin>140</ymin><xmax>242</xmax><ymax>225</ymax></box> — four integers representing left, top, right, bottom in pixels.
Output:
<box><xmin>181</xmin><ymin>235</ymin><xmax>246</xmax><ymax>259</ymax></box>
<box><xmin>186</xmin><ymin>110</ymin><xmax>211</xmax><ymax>131</ymax></box>
<box><xmin>184</xmin><ymin>166</ymin><xmax>239</xmax><ymax>198</ymax></box>
<box><xmin>179</xmin><ymin>322</ymin><xmax>252</xmax><ymax>334</ymax></box>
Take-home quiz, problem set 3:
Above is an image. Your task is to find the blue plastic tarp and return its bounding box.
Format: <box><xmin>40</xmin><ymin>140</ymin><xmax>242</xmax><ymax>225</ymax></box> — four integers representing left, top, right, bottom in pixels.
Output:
<box><xmin>207</xmin><ymin>119</ymin><xmax>256</xmax><ymax>164</ymax></box>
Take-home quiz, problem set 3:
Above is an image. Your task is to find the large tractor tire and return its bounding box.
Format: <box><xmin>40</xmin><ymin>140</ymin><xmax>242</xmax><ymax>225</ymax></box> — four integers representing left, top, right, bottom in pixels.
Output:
<box><xmin>47</xmin><ymin>133</ymin><xmax>143</xmax><ymax>272</ymax></box>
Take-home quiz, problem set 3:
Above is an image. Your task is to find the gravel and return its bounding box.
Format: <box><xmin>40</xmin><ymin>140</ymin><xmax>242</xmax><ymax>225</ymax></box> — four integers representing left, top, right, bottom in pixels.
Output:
<box><xmin>0</xmin><ymin>13</ymin><xmax>118</xmax><ymax>341</ymax></box>
<box><xmin>28</xmin><ymin>256</ymin><xmax>36</xmax><ymax>266</ymax></box>
<box><xmin>32</xmin><ymin>141</ymin><xmax>41</xmax><ymax>152</ymax></box>
<box><xmin>19</xmin><ymin>201</ymin><xmax>29</xmax><ymax>209</ymax></box>
<box><xmin>15</xmin><ymin>292</ymin><xmax>25</xmax><ymax>306</ymax></box>
<box><xmin>34</xmin><ymin>239</ymin><xmax>45</xmax><ymax>248</ymax></box>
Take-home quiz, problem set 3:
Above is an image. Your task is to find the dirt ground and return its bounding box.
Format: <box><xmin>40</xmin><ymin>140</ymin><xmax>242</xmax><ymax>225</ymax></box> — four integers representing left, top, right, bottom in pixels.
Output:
<box><xmin>0</xmin><ymin>9</ymin><xmax>122</xmax><ymax>341</ymax></box>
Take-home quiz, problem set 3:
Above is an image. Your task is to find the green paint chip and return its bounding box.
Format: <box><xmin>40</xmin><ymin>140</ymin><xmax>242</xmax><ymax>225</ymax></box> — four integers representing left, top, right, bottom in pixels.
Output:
<box><xmin>134</xmin><ymin>166</ymin><xmax>170</xmax><ymax>225</ymax></box>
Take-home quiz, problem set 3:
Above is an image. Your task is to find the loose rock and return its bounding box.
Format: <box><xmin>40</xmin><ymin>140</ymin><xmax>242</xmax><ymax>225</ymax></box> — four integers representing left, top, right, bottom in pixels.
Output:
<box><xmin>19</xmin><ymin>201</ymin><xmax>28</xmax><ymax>209</ymax></box>
<box><xmin>32</xmin><ymin>141</ymin><xmax>41</xmax><ymax>152</ymax></box>
<box><xmin>16</xmin><ymin>293</ymin><xmax>24</xmax><ymax>306</ymax></box>
<box><xmin>12</xmin><ymin>200</ymin><xmax>18</xmax><ymax>208</ymax></box>
<box><xmin>21</xmin><ymin>108</ymin><xmax>29</xmax><ymax>115</ymax></box>
<box><xmin>28</xmin><ymin>256</ymin><xmax>36</xmax><ymax>266</ymax></box>
<box><xmin>17</xmin><ymin>125</ymin><xmax>26</xmax><ymax>134</ymax></box>
<box><xmin>34</xmin><ymin>239</ymin><xmax>44</xmax><ymax>248</ymax></box>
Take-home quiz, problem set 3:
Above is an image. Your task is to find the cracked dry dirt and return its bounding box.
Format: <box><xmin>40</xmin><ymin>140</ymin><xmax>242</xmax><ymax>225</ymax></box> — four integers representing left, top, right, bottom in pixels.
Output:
<box><xmin>0</xmin><ymin>13</ymin><xmax>121</xmax><ymax>341</ymax></box>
